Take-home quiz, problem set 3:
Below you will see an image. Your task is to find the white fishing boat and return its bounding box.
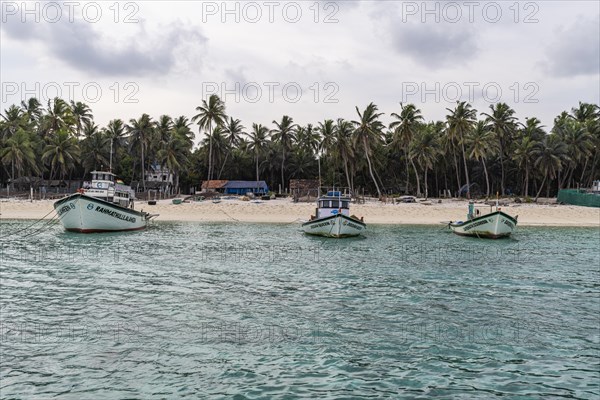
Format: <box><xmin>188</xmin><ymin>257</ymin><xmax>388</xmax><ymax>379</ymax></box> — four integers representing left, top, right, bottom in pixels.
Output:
<box><xmin>449</xmin><ymin>201</ymin><xmax>517</xmax><ymax>239</ymax></box>
<box><xmin>54</xmin><ymin>171</ymin><xmax>158</xmax><ymax>233</ymax></box>
<box><xmin>301</xmin><ymin>190</ymin><xmax>366</xmax><ymax>238</ymax></box>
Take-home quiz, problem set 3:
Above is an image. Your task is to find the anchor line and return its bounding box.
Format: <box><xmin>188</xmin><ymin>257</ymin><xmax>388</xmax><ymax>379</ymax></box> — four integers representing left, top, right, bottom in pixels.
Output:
<box><xmin>0</xmin><ymin>208</ymin><xmax>57</xmax><ymax>239</ymax></box>
<box><xmin>220</xmin><ymin>208</ymin><xmax>240</xmax><ymax>222</ymax></box>
<box><xmin>20</xmin><ymin>211</ymin><xmax>59</xmax><ymax>239</ymax></box>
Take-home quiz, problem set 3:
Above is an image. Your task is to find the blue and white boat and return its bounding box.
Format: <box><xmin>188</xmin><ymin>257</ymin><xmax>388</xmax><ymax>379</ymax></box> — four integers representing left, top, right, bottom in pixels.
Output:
<box><xmin>301</xmin><ymin>190</ymin><xmax>366</xmax><ymax>238</ymax></box>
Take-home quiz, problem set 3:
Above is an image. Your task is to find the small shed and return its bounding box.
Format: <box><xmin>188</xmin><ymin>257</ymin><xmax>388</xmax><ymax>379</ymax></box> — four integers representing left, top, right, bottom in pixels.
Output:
<box><xmin>201</xmin><ymin>180</ymin><xmax>228</xmax><ymax>193</ymax></box>
<box><xmin>223</xmin><ymin>181</ymin><xmax>269</xmax><ymax>195</ymax></box>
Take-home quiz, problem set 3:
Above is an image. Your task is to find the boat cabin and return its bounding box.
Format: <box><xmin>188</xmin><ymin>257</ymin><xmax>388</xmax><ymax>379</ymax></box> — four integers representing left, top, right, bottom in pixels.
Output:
<box><xmin>83</xmin><ymin>171</ymin><xmax>135</xmax><ymax>208</ymax></box>
<box><xmin>315</xmin><ymin>191</ymin><xmax>351</xmax><ymax>219</ymax></box>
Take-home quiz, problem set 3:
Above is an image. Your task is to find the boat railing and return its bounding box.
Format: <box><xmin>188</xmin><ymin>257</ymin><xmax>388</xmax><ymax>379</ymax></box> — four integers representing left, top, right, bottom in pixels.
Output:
<box><xmin>318</xmin><ymin>186</ymin><xmax>352</xmax><ymax>197</ymax></box>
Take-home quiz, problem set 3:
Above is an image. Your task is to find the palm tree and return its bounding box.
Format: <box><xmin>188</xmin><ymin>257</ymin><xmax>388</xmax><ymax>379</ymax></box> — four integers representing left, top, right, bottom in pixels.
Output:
<box><xmin>571</xmin><ymin>102</ymin><xmax>599</xmax><ymax>123</ymax></box>
<box><xmin>557</xmin><ymin>119</ymin><xmax>593</xmax><ymax>188</ymax></box>
<box><xmin>446</xmin><ymin>101</ymin><xmax>477</xmax><ymax>198</ymax></box>
<box><xmin>410</xmin><ymin>124</ymin><xmax>440</xmax><ymax>199</ymax></box>
<box><xmin>103</xmin><ymin>119</ymin><xmax>127</xmax><ymax>171</ymax></box>
<box><xmin>70</xmin><ymin>101</ymin><xmax>93</xmax><ymax>137</ymax></box>
<box><xmin>533</xmin><ymin>134</ymin><xmax>568</xmax><ymax>201</ymax></box>
<box><xmin>570</xmin><ymin>103</ymin><xmax>600</xmax><ymax>186</ymax></box>
<box><xmin>127</xmin><ymin>114</ymin><xmax>154</xmax><ymax>191</ymax></box>
<box><xmin>389</xmin><ymin>103</ymin><xmax>423</xmax><ymax>194</ymax></box>
<box><xmin>317</xmin><ymin>120</ymin><xmax>336</xmax><ymax>187</ymax></box>
<box><xmin>172</xmin><ymin>116</ymin><xmax>195</xmax><ymax>148</ymax></box>
<box><xmin>0</xmin><ymin>129</ymin><xmax>39</xmax><ymax>187</ymax></box>
<box><xmin>218</xmin><ymin>117</ymin><xmax>245</xmax><ymax>179</ymax></box>
<box><xmin>20</xmin><ymin>97</ymin><xmax>42</xmax><ymax>125</ymax></box>
<box><xmin>80</xmin><ymin>128</ymin><xmax>109</xmax><ymax>173</ymax></box>
<box><xmin>482</xmin><ymin>103</ymin><xmax>518</xmax><ymax>195</ymax></box>
<box><xmin>191</xmin><ymin>95</ymin><xmax>227</xmax><ymax>182</ymax></box>
<box><xmin>0</xmin><ymin>105</ymin><xmax>27</xmax><ymax>140</ymax></box>
<box><xmin>353</xmin><ymin>102</ymin><xmax>385</xmax><ymax>198</ymax></box>
<box><xmin>333</xmin><ymin>119</ymin><xmax>355</xmax><ymax>192</ymax></box>
<box><xmin>467</xmin><ymin>121</ymin><xmax>497</xmax><ymax>198</ymax></box>
<box><xmin>155</xmin><ymin>115</ymin><xmax>174</xmax><ymax>144</ymax></box>
<box><xmin>271</xmin><ymin>115</ymin><xmax>297</xmax><ymax>192</ymax></box>
<box><xmin>41</xmin><ymin>98</ymin><xmax>73</xmax><ymax>137</ymax></box>
<box><xmin>512</xmin><ymin>134</ymin><xmax>538</xmax><ymax>198</ymax></box>
<box><xmin>157</xmin><ymin>128</ymin><xmax>189</xmax><ymax>192</ymax></box>
<box><xmin>42</xmin><ymin>129</ymin><xmax>80</xmax><ymax>180</ymax></box>
<box><xmin>247</xmin><ymin>123</ymin><xmax>269</xmax><ymax>189</ymax></box>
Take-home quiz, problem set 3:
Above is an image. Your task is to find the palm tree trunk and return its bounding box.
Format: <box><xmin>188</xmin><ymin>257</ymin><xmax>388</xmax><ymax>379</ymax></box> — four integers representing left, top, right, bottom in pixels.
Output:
<box><xmin>363</xmin><ymin>139</ymin><xmax>381</xmax><ymax>198</ymax></box>
<box><xmin>411</xmin><ymin>159</ymin><xmax>420</xmax><ymax>197</ymax></box>
<box><xmin>558</xmin><ymin>167</ymin><xmax>567</xmax><ymax>189</ymax></box>
<box><xmin>461</xmin><ymin>142</ymin><xmax>470</xmax><ymax>199</ymax></box>
<box><xmin>535</xmin><ymin>175</ymin><xmax>547</xmax><ymax>202</ymax></box>
<box><xmin>318</xmin><ymin>155</ymin><xmax>321</xmax><ymax>187</ymax></box>
<box><xmin>255</xmin><ymin>152</ymin><xmax>259</xmax><ymax>184</ymax></box>
<box><xmin>435</xmin><ymin>167</ymin><xmax>439</xmax><ymax>198</ymax></box>
<box><xmin>131</xmin><ymin>159</ymin><xmax>137</xmax><ymax>182</ymax></box>
<box><xmin>11</xmin><ymin>160</ymin><xmax>15</xmax><ymax>189</ymax></box>
<box><xmin>452</xmin><ymin>146</ymin><xmax>461</xmax><ymax>195</ymax></box>
<box><xmin>141</xmin><ymin>143</ymin><xmax>146</xmax><ymax>191</ymax></box>
<box><xmin>580</xmin><ymin>157</ymin><xmax>589</xmax><ymax>184</ymax></box>
<box><xmin>207</xmin><ymin>126</ymin><xmax>213</xmax><ymax>181</ymax></box>
<box><xmin>344</xmin><ymin>158</ymin><xmax>352</xmax><ymax>195</ymax></box>
<box><xmin>482</xmin><ymin>158</ymin><xmax>490</xmax><ymax>199</ymax></box>
<box><xmin>499</xmin><ymin>139</ymin><xmax>505</xmax><ymax>196</ymax></box>
<box><xmin>404</xmin><ymin>146</ymin><xmax>410</xmax><ymax>193</ymax></box>
<box><xmin>218</xmin><ymin>150</ymin><xmax>230</xmax><ymax>180</ymax></box>
<box><xmin>567</xmin><ymin>165</ymin><xmax>575</xmax><ymax>188</ymax></box>
<box><xmin>524</xmin><ymin>166</ymin><xmax>529</xmax><ymax>198</ymax></box>
<box><xmin>587</xmin><ymin>150</ymin><xmax>599</xmax><ymax>187</ymax></box>
<box><xmin>424</xmin><ymin>168</ymin><xmax>428</xmax><ymax>200</ymax></box>
<box><xmin>281</xmin><ymin>147</ymin><xmax>286</xmax><ymax>193</ymax></box>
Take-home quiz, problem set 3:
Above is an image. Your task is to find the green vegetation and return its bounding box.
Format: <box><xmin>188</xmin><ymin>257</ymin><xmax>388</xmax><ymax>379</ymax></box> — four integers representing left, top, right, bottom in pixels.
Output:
<box><xmin>0</xmin><ymin>97</ymin><xmax>598</xmax><ymax>199</ymax></box>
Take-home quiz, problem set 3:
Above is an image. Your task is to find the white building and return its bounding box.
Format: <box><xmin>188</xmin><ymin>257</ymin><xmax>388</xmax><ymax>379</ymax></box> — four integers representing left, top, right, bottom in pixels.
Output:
<box><xmin>146</xmin><ymin>164</ymin><xmax>174</xmax><ymax>184</ymax></box>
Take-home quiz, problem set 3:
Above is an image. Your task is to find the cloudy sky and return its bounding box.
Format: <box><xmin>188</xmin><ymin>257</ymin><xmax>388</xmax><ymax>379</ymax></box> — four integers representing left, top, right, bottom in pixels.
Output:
<box><xmin>1</xmin><ymin>0</ymin><xmax>599</xmax><ymax>138</ymax></box>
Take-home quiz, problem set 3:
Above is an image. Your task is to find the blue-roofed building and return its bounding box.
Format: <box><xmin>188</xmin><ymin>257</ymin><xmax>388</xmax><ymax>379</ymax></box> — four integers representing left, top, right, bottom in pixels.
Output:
<box><xmin>223</xmin><ymin>181</ymin><xmax>269</xmax><ymax>195</ymax></box>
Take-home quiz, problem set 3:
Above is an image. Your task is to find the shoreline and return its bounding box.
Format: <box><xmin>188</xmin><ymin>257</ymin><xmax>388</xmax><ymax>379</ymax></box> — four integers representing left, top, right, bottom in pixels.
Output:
<box><xmin>1</xmin><ymin>198</ymin><xmax>598</xmax><ymax>227</ymax></box>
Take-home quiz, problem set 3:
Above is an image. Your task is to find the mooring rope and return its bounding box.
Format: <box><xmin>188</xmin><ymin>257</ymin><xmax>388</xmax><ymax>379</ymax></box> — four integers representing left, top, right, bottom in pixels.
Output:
<box><xmin>20</xmin><ymin>212</ymin><xmax>59</xmax><ymax>239</ymax></box>
<box><xmin>220</xmin><ymin>208</ymin><xmax>240</xmax><ymax>222</ymax></box>
<box><xmin>0</xmin><ymin>208</ymin><xmax>57</xmax><ymax>240</ymax></box>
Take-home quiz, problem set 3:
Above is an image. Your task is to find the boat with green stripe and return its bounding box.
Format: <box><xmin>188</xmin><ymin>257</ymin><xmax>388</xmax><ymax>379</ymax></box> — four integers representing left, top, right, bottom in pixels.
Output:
<box><xmin>301</xmin><ymin>189</ymin><xmax>366</xmax><ymax>238</ymax></box>
<box><xmin>449</xmin><ymin>201</ymin><xmax>518</xmax><ymax>239</ymax></box>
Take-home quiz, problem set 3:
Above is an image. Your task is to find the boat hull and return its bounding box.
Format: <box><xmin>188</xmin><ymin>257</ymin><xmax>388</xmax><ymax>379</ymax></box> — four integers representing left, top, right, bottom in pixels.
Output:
<box><xmin>449</xmin><ymin>211</ymin><xmax>517</xmax><ymax>239</ymax></box>
<box><xmin>54</xmin><ymin>194</ymin><xmax>149</xmax><ymax>233</ymax></box>
<box><xmin>302</xmin><ymin>214</ymin><xmax>366</xmax><ymax>238</ymax></box>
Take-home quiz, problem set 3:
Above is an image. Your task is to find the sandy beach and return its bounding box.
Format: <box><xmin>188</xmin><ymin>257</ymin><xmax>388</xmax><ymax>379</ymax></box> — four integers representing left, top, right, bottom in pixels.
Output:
<box><xmin>1</xmin><ymin>197</ymin><xmax>598</xmax><ymax>227</ymax></box>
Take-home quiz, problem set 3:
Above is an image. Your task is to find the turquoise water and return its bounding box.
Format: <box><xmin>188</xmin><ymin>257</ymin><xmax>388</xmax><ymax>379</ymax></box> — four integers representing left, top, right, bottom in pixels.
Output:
<box><xmin>1</xmin><ymin>221</ymin><xmax>599</xmax><ymax>399</ymax></box>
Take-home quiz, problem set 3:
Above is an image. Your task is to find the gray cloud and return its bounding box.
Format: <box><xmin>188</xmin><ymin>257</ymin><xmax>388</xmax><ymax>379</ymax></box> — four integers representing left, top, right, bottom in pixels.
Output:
<box><xmin>542</xmin><ymin>16</ymin><xmax>600</xmax><ymax>77</ymax></box>
<box><xmin>1</xmin><ymin>14</ymin><xmax>206</xmax><ymax>77</ymax></box>
<box><xmin>389</xmin><ymin>22</ymin><xmax>478</xmax><ymax>68</ymax></box>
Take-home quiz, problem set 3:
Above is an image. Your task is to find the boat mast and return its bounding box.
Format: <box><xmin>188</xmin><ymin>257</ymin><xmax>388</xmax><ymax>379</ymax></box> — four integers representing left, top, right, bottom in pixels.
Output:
<box><xmin>496</xmin><ymin>192</ymin><xmax>499</xmax><ymax>211</ymax></box>
<box><xmin>109</xmin><ymin>138</ymin><xmax>114</xmax><ymax>173</ymax></box>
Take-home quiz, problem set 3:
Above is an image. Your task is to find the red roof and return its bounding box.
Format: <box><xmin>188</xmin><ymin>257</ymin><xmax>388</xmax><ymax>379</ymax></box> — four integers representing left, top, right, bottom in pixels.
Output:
<box><xmin>201</xmin><ymin>180</ymin><xmax>228</xmax><ymax>189</ymax></box>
